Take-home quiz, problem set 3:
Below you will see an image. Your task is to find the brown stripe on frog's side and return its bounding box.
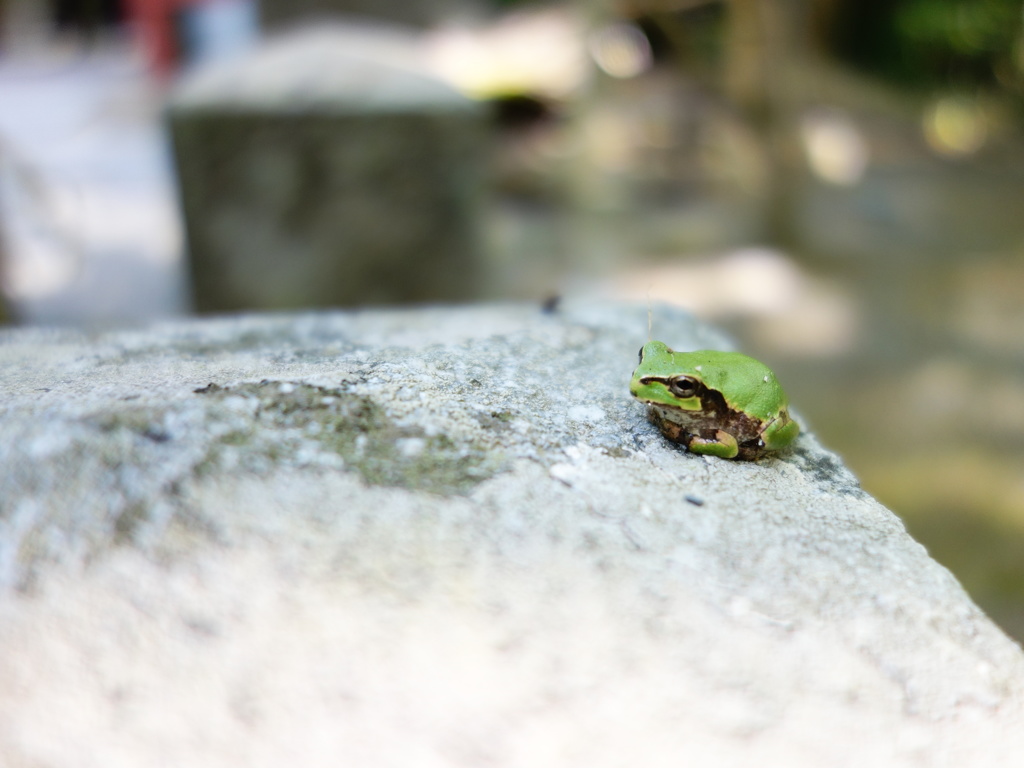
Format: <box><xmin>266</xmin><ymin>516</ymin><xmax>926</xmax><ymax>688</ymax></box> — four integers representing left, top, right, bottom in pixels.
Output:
<box><xmin>641</xmin><ymin>377</ymin><xmax>769</xmax><ymax>461</ymax></box>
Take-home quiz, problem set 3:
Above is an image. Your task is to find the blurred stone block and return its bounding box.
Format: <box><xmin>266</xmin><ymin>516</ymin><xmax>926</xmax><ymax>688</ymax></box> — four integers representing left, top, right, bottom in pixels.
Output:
<box><xmin>168</xmin><ymin>24</ymin><xmax>488</xmax><ymax>312</ymax></box>
<box><xmin>258</xmin><ymin>0</ymin><xmax>472</xmax><ymax>30</ymax></box>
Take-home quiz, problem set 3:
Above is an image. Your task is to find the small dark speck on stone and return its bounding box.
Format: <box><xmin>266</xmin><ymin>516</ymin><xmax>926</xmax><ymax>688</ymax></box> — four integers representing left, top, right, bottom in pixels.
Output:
<box><xmin>685</xmin><ymin>494</ymin><xmax>705</xmax><ymax>506</ymax></box>
<box><xmin>541</xmin><ymin>295</ymin><xmax>562</xmax><ymax>314</ymax></box>
<box><xmin>143</xmin><ymin>428</ymin><xmax>172</xmax><ymax>443</ymax></box>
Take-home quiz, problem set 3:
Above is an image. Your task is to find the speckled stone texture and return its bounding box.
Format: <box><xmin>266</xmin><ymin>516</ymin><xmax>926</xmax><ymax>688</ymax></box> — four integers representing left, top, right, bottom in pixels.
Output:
<box><xmin>1</xmin><ymin>302</ymin><xmax>1023</xmax><ymax>767</ymax></box>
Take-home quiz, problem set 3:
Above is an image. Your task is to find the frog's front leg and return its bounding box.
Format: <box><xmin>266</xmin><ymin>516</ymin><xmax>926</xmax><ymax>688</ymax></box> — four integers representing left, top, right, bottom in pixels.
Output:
<box><xmin>760</xmin><ymin>413</ymin><xmax>800</xmax><ymax>452</ymax></box>
<box><xmin>686</xmin><ymin>430</ymin><xmax>739</xmax><ymax>459</ymax></box>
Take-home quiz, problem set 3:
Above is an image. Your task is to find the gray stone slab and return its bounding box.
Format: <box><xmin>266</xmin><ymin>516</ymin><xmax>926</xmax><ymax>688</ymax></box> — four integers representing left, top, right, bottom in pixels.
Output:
<box><xmin>1</xmin><ymin>301</ymin><xmax>1023</xmax><ymax>766</ymax></box>
<box><xmin>168</xmin><ymin>25</ymin><xmax>487</xmax><ymax>312</ymax></box>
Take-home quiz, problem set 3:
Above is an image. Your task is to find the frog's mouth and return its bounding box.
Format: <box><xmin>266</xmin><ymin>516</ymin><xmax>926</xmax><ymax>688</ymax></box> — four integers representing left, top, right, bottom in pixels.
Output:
<box><xmin>642</xmin><ymin>377</ymin><xmax>741</xmax><ymax>422</ymax></box>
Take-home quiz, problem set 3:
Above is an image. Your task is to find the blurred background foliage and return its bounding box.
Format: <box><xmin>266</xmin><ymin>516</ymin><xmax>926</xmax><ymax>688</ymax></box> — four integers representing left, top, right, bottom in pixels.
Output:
<box><xmin>833</xmin><ymin>0</ymin><xmax>1024</xmax><ymax>90</ymax></box>
<box><xmin>0</xmin><ymin>0</ymin><xmax>1023</xmax><ymax>640</ymax></box>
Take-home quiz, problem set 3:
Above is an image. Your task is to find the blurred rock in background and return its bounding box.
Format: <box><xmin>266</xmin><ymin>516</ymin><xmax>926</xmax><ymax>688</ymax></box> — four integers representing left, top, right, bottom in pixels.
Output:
<box><xmin>259</xmin><ymin>0</ymin><xmax>478</xmax><ymax>30</ymax></box>
<box><xmin>168</xmin><ymin>23</ymin><xmax>488</xmax><ymax>312</ymax></box>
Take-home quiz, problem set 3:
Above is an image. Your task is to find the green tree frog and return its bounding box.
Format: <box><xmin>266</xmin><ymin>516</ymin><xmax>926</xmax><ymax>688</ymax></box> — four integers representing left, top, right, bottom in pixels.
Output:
<box><xmin>630</xmin><ymin>341</ymin><xmax>799</xmax><ymax>460</ymax></box>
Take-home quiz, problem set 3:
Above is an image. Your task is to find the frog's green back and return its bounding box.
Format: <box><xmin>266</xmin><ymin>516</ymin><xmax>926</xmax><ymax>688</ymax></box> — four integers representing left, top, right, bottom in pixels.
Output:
<box><xmin>674</xmin><ymin>349</ymin><xmax>786</xmax><ymax>419</ymax></box>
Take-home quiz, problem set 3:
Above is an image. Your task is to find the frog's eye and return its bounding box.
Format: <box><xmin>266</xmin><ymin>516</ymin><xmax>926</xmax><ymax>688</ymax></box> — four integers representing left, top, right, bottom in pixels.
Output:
<box><xmin>637</xmin><ymin>346</ymin><xmax>645</xmax><ymax>364</ymax></box>
<box><xmin>669</xmin><ymin>376</ymin><xmax>699</xmax><ymax>399</ymax></box>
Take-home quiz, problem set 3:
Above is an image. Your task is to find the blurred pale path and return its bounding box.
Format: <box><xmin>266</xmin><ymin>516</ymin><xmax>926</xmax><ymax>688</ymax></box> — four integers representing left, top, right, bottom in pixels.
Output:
<box><xmin>0</xmin><ymin>44</ymin><xmax>186</xmax><ymax>323</ymax></box>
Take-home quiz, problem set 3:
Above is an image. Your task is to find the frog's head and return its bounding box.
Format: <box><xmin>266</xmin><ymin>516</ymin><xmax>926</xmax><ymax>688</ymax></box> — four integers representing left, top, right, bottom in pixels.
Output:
<box><xmin>630</xmin><ymin>340</ymin><xmax>704</xmax><ymax>412</ymax></box>
<box><xmin>631</xmin><ymin>341</ymin><xmax>793</xmax><ymax>431</ymax></box>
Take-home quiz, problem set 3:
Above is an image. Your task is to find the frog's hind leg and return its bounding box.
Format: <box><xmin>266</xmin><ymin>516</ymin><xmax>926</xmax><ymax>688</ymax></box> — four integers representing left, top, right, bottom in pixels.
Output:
<box><xmin>686</xmin><ymin>430</ymin><xmax>739</xmax><ymax>459</ymax></box>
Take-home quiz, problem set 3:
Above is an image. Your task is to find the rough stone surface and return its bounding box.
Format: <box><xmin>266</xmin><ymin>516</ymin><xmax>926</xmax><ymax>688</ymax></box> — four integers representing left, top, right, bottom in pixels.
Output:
<box><xmin>1</xmin><ymin>301</ymin><xmax>1023</xmax><ymax>767</ymax></box>
<box><xmin>168</xmin><ymin>25</ymin><xmax>487</xmax><ymax>312</ymax></box>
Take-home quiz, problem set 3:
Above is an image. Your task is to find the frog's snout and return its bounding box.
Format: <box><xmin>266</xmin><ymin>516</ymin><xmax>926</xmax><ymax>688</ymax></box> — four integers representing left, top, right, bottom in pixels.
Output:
<box><xmin>629</xmin><ymin>377</ymin><xmax>650</xmax><ymax>398</ymax></box>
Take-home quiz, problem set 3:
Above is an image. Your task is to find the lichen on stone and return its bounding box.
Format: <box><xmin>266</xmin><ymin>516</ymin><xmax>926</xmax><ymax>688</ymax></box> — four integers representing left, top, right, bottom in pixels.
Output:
<box><xmin>195</xmin><ymin>380</ymin><xmax>505</xmax><ymax>496</ymax></box>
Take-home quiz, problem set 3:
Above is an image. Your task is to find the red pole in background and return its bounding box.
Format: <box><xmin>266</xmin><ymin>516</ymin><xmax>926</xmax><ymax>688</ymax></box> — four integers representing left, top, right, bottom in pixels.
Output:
<box><xmin>121</xmin><ymin>0</ymin><xmax>206</xmax><ymax>77</ymax></box>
